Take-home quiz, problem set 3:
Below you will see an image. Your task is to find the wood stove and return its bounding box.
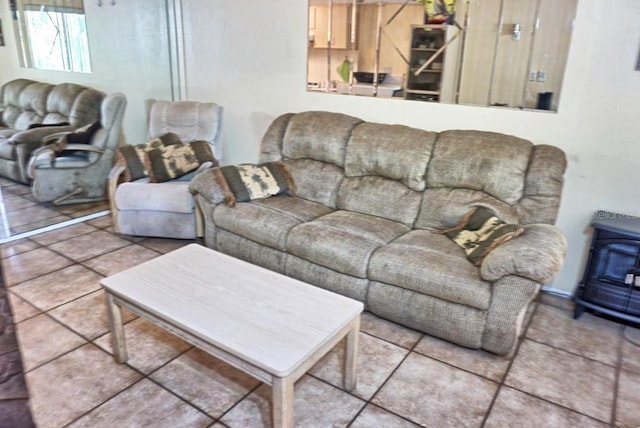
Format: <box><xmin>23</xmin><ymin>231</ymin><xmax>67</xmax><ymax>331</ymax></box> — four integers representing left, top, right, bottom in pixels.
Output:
<box><xmin>574</xmin><ymin>211</ymin><xmax>640</xmax><ymax>323</ymax></box>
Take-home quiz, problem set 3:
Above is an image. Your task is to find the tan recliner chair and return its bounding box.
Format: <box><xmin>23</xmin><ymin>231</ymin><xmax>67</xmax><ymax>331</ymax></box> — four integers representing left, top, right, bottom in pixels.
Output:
<box><xmin>109</xmin><ymin>100</ymin><xmax>223</xmax><ymax>239</ymax></box>
<box><xmin>28</xmin><ymin>92</ymin><xmax>127</xmax><ymax>204</ymax></box>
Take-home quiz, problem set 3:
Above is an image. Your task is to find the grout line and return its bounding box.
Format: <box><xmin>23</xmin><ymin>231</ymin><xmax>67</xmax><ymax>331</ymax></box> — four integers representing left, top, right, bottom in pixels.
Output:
<box><xmin>0</xmin><ymin>210</ymin><xmax>110</xmax><ymax>244</ymax></box>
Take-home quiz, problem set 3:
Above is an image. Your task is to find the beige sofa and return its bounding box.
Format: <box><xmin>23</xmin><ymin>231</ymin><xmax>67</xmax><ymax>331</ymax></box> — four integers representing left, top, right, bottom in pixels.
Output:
<box><xmin>0</xmin><ymin>79</ymin><xmax>104</xmax><ymax>183</ymax></box>
<box><xmin>189</xmin><ymin>111</ymin><xmax>568</xmax><ymax>356</ymax></box>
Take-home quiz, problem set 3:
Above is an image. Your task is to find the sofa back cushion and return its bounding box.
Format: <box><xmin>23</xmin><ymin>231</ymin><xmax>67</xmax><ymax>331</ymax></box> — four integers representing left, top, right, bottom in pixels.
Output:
<box><xmin>282</xmin><ymin>111</ymin><xmax>362</xmax><ymax>166</ymax></box>
<box><xmin>45</xmin><ymin>83</ymin><xmax>104</xmax><ymax>126</ymax></box>
<box><xmin>338</xmin><ymin>176</ymin><xmax>423</xmax><ymax>226</ymax></box>
<box><xmin>415</xmin><ymin>130</ymin><xmax>566</xmax><ymax>229</ymax></box>
<box><xmin>259</xmin><ymin>111</ymin><xmax>566</xmax><ymax>227</ymax></box>
<box><xmin>344</xmin><ymin>123</ymin><xmax>436</xmax><ymax>192</ymax></box>
<box><xmin>283</xmin><ymin>159</ymin><xmax>344</xmax><ymax>208</ymax></box>
<box><xmin>1</xmin><ymin>80</ymin><xmax>54</xmax><ymax>130</ymax></box>
<box><xmin>0</xmin><ymin>79</ymin><xmax>103</xmax><ymax>130</ymax></box>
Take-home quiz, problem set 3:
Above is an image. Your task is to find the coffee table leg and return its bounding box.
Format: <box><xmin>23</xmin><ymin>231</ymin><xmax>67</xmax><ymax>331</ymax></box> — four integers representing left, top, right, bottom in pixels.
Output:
<box><xmin>344</xmin><ymin>316</ymin><xmax>360</xmax><ymax>392</ymax></box>
<box><xmin>272</xmin><ymin>376</ymin><xmax>294</xmax><ymax>428</ymax></box>
<box><xmin>105</xmin><ymin>293</ymin><xmax>128</xmax><ymax>363</ymax></box>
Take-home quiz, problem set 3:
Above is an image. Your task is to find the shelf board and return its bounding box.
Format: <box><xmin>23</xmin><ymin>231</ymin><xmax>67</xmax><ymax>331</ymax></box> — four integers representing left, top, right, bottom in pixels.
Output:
<box><xmin>405</xmin><ymin>89</ymin><xmax>440</xmax><ymax>95</ymax></box>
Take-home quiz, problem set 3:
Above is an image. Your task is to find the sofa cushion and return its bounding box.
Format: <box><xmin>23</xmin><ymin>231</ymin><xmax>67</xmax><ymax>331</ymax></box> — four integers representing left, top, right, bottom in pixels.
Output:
<box><xmin>426</xmin><ymin>130</ymin><xmax>532</xmax><ymax>204</ymax></box>
<box><xmin>282</xmin><ymin>111</ymin><xmax>362</xmax><ymax>167</ymax></box>
<box><xmin>368</xmin><ymin>229</ymin><xmax>491</xmax><ymax>310</ymax></box>
<box><xmin>338</xmin><ymin>176</ymin><xmax>422</xmax><ymax>227</ymax></box>
<box><xmin>441</xmin><ymin>207</ymin><xmax>524</xmax><ymax>266</ymax></box>
<box><xmin>146</xmin><ymin>141</ymin><xmax>215</xmax><ymax>183</ymax></box>
<box><xmin>344</xmin><ymin>122</ymin><xmax>436</xmax><ymax>192</ymax></box>
<box><xmin>116</xmin><ymin>133</ymin><xmax>181</xmax><ymax>181</ymax></box>
<box><xmin>283</xmin><ymin>159</ymin><xmax>344</xmax><ymax>208</ymax></box>
<box><xmin>214</xmin><ymin>161</ymin><xmax>295</xmax><ymax>205</ymax></box>
<box><xmin>65</xmin><ymin>121</ymin><xmax>102</xmax><ymax>145</ymax></box>
<box><xmin>214</xmin><ymin>196</ymin><xmax>334</xmax><ymax>251</ymax></box>
<box><xmin>286</xmin><ymin>210</ymin><xmax>410</xmax><ymax>278</ymax></box>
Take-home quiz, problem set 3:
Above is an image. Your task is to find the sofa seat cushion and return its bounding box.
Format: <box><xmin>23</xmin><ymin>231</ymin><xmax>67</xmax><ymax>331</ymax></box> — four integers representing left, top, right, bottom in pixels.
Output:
<box><xmin>214</xmin><ymin>195</ymin><xmax>334</xmax><ymax>251</ymax></box>
<box><xmin>115</xmin><ymin>181</ymin><xmax>195</xmax><ymax>213</ymax></box>
<box><xmin>368</xmin><ymin>230</ymin><xmax>491</xmax><ymax>310</ymax></box>
<box><xmin>286</xmin><ymin>210</ymin><xmax>410</xmax><ymax>278</ymax></box>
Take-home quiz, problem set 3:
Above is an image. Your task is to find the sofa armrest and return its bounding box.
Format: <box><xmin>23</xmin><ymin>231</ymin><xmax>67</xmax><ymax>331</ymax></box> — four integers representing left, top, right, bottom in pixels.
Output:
<box><xmin>9</xmin><ymin>126</ymin><xmax>75</xmax><ymax>145</ymax></box>
<box><xmin>188</xmin><ymin>167</ymin><xmax>227</xmax><ymax>205</ymax></box>
<box><xmin>480</xmin><ymin>224</ymin><xmax>567</xmax><ymax>284</ymax></box>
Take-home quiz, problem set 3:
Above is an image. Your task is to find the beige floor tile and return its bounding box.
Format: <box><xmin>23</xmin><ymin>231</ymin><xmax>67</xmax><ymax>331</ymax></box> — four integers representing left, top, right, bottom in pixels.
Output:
<box><xmin>67</xmin><ymin>378</ymin><xmax>212</xmax><ymax>427</ymax></box>
<box><xmin>7</xmin><ymin>204</ymin><xmax>63</xmax><ymax>228</ymax></box>
<box><xmin>527</xmin><ymin>304</ymin><xmax>621</xmax><ymax>365</ymax></box>
<box><xmin>414</xmin><ymin>333</ymin><xmax>511</xmax><ymax>382</ymax></box>
<box><xmin>30</xmin><ymin>222</ymin><xmax>99</xmax><ymax>246</ymax></box>
<box><xmin>3</xmin><ymin>194</ymin><xmax>37</xmax><ymax>212</ymax></box>
<box><xmin>140</xmin><ymin>237</ymin><xmax>196</xmax><ymax>254</ymax></box>
<box><xmin>372</xmin><ymin>352</ymin><xmax>498</xmax><ymax>427</ymax></box>
<box><xmin>11</xmin><ymin>215</ymin><xmax>72</xmax><ymax>235</ymax></box>
<box><xmin>15</xmin><ymin>314</ymin><xmax>87</xmax><ymax>371</ymax></box>
<box><xmin>350</xmin><ymin>404</ymin><xmax>421</xmax><ymax>427</ymax></box>
<box><xmin>620</xmin><ymin>325</ymin><xmax>640</xmax><ymax>375</ymax></box>
<box><xmin>11</xmin><ymin>265</ymin><xmax>102</xmax><ymax>311</ymax></box>
<box><xmin>49</xmin><ymin>230</ymin><xmax>131</xmax><ymax>262</ymax></box>
<box><xmin>309</xmin><ymin>332</ymin><xmax>408</xmax><ymax>400</ymax></box>
<box><xmin>94</xmin><ymin>317</ymin><xmax>192</xmax><ymax>374</ymax></box>
<box><xmin>48</xmin><ymin>289</ymin><xmax>137</xmax><ymax>340</ymax></box>
<box><xmin>2</xmin><ymin>247</ymin><xmax>74</xmax><ymax>286</ymax></box>
<box><xmin>220</xmin><ymin>375</ymin><xmax>364</xmax><ymax>428</ymax></box>
<box><xmin>85</xmin><ymin>214</ymin><xmax>113</xmax><ymax>229</ymax></box>
<box><xmin>26</xmin><ymin>343</ymin><xmax>142</xmax><ymax>428</ymax></box>
<box><xmin>360</xmin><ymin>311</ymin><xmax>423</xmax><ymax>349</ymax></box>
<box><xmin>505</xmin><ymin>339</ymin><xmax>615</xmax><ymax>423</ymax></box>
<box><xmin>82</xmin><ymin>244</ymin><xmax>160</xmax><ymax>277</ymax></box>
<box><xmin>486</xmin><ymin>386</ymin><xmax>609</xmax><ymax>427</ymax></box>
<box><xmin>6</xmin><ymin>292</ymin><xmax>41</xmax><ymax>322</ymax></box>
<box><xmin>0</xmin><ymin>239</ymin><xmax>40</xmax><ymax>259</ymax></box>
<box><xmin>616</xmin><ymin>369</ymin><xmax>640</xmax><ymax>427</ymax></box>
<box><xmin>150</xmin><ymin>347</ymin><xmax>261</xmax><ymax>418</ymax></box>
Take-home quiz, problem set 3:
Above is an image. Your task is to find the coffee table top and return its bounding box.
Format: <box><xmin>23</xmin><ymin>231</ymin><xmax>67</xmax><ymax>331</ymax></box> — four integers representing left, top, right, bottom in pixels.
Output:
<box><xmin>101</xmin><ymin>244</ymin><xmax>363</xmax><ymax>377</ymax></box>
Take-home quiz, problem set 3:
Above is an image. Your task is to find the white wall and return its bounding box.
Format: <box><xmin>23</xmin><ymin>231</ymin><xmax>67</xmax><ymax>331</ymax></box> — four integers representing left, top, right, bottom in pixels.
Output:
<box><xmin>179</xmin><ymin>0</ymin><xmax>640</xmax><ymax>295</ymax></box>
<box><xmin>2</xmin><ymin>0</ymin><xmax>640</xmax><ymax>295</ymax></box>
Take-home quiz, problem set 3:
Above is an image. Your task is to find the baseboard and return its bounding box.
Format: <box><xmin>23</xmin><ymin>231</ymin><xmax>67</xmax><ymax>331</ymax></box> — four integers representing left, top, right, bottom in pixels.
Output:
<box><xmin>540</xmin><ymin>286</ymin><xmax>573</xmax><ymax>299</ymax></box>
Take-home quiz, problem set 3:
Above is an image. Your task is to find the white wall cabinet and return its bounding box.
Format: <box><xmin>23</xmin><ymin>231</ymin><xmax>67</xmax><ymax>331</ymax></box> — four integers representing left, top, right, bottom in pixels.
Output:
<box><xmin>309</xmin><ymin>4</ymin><xmax>351</xmax><ymax>49</ymax></box>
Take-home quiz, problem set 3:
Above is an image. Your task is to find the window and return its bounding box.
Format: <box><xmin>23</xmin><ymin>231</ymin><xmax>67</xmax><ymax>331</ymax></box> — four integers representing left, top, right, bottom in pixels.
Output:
<box><xmin>14</xmin><ymin>0</ymin><xmax>91</xmax><ymax>72</ymax></box>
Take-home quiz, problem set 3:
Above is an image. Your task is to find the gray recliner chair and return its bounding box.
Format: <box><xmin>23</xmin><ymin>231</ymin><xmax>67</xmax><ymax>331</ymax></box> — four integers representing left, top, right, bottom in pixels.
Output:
<box><xmin>27</xmin><ymin>92</ymin><xmax>127</xmax><ymax>205</ymax></box>
<box><xmin>109</xmin><ymin>100</ymin><xmax>223</xmax><ymax>239</ymax></box>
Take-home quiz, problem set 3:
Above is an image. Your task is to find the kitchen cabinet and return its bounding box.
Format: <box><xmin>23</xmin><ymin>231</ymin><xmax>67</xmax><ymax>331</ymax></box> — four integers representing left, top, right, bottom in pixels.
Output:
<box><xmin>309</xmin><ymin>4</ymin><xmax>352</xmax><ymax>49</ymax></box>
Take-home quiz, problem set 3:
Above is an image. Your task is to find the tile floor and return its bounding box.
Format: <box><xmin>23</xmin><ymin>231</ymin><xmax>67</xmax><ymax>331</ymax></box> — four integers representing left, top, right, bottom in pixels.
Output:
<box><xmin>0</xmin><ymin>178</ymin><xmax>109</xmax><ymax>241</ymax></box>
<box><xmin>2</xmin><ymin>214</ymin><xmax>640</xmax><ymax>427</ymax></box>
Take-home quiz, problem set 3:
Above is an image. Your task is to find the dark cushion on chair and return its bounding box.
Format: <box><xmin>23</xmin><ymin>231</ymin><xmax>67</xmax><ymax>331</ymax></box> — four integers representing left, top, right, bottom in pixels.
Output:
<box><xmin>145</xmin><ymin>140</ymin><xmax>216</xmax><ymax>183</ymax></box>
<box><xmin>65</xmin><ymin>121</ymin><xmax>102</xmax><ymax>145</ymax></box>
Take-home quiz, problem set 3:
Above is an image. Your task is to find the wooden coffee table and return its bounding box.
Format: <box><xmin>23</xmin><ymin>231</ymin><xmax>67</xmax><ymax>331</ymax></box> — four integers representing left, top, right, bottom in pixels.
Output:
<box><xmin>101</xmin><ymin>244</ymin><xmax>363</xmax><ymax>427</ymax></box>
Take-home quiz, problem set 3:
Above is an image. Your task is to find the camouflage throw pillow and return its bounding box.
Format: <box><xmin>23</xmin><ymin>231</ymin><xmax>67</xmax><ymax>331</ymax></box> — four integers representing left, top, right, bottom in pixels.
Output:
<box><xmin>440</xmin><ymin>207</ymin><xmax>524</xmax><ymax>266</ymax></box>
<box><xmin>213</xmin><ymin>161</ymin><xmax>296</xmax><ymax>207</ymax></box>
<box><xmin>145</xmin><ymin>140</ymin><xmax>216</xmax><ymax>183</ymax></box>
<box><xmin>115</xmin><ymin>133</ymin><xmax>182</xmax><ymax>181</ymax></box>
